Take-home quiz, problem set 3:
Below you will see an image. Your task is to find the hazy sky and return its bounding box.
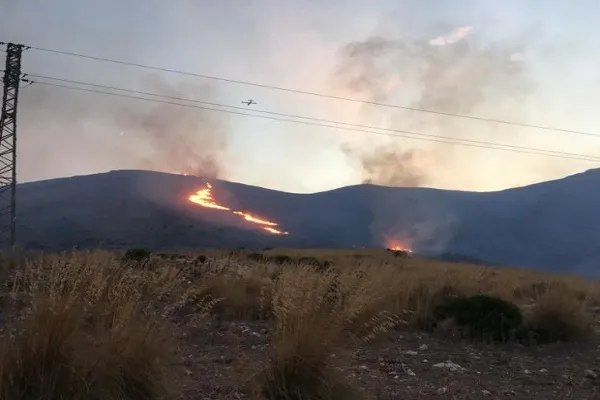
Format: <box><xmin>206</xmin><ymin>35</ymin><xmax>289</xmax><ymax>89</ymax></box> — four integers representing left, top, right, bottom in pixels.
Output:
<box><xmin>1</xmin><ymin>0</ymin><xmax>600</xmax><ymax>193</ymax></box>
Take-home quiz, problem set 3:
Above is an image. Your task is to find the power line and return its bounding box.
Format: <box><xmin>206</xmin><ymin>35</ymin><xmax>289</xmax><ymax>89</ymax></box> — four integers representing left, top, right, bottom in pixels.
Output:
<box><xmin>23</xmin><ymin>77</ymin><xmax>600</xmax><ymax>163</ymax></box>
<box><xmin>25</xmin><ymin>44</ymin><xmax>600</xmax><ymax>139</ymax></box>
<box><xmin>25</xmin><ymin>73</ymin><xmax>600</xmax><ymax>161</ymax></box>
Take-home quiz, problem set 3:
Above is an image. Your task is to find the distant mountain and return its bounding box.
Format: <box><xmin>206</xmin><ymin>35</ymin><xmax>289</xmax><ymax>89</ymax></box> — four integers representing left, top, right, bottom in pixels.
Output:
<box><xmin>11</xmin><ymin>168</ymin><xmax>600</xmax><ymax>276</ymax></box>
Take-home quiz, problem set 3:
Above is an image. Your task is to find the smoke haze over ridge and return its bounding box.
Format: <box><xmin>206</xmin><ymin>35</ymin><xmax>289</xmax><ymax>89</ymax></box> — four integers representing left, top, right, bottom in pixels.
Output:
<box><xmin>1</xmin><ymin>0</ymin><xmax>599</xmax><ymax>193</ymax></box>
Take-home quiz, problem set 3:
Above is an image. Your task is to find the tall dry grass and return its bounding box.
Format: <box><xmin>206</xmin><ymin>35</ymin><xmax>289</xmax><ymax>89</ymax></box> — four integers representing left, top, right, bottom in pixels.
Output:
<box><xmin>0</xmin><ymin>248</ymin><xmax>596</xmax><ymax>399</ymax></box>
<box><xmin>0</xmin><ymin>250</ymin><xmax>209</xmax><ymax>400</ymax></box>
<box><xmin>257</xmin><ymin>265</ymin><xmax>404</xmax><ymax>400</ymax></box>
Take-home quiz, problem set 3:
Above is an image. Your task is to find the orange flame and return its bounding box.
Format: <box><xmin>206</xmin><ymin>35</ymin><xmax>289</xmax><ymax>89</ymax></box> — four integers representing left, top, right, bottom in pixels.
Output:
<box><xmin>386</xmin><ymin>239</ymin><xmax>413</xmax><ymax>253</ymax></box>
<box><xmin>233</xmin><ymin>211</ymin><xmax>278</xmax><ymax>226</ymax></box>
<box><xmin>189</xmin><ymin>183</ymin><xmax>230</xmax><ymax>211</ymax></box>
<box><xmin>188</xmin><ymin>183</ymin><xmax>289</xmax><ymax>235</ymax></box>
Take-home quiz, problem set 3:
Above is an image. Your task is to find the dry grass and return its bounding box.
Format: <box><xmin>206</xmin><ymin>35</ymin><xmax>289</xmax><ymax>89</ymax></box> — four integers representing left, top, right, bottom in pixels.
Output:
<box><xmin>258</xmin><ymin>265</ymin><xmax>400</xmax><ymax>400</ymax></box>
<box><xmin>0</xmin><ymin>248</ymin><xmax>597</xmax><ymax>399</ymax></box>
<box><xmin>0</xmin><ymin>251</ymin><xmax>209</xmax><ymax>400</ymax></box>
<box><xmin>196</xmin><ymin>273</ymin><xmax>273</xmax><ymax>320</ymax></box>
<box><xmin>526</xmin><ymin>288</ymin><xmax>595</xmax><ymax>343</ymax></box>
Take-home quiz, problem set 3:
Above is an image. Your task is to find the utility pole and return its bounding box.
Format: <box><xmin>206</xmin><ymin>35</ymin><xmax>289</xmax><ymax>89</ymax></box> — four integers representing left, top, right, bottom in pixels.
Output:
<box><xmin>0</xmin><ymin>43</ymin><xmax>25</xmax><ymax>249</ymax></box>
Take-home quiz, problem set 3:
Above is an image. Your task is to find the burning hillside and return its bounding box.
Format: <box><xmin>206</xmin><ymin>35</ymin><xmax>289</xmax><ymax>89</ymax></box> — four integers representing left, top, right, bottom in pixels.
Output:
<box><xmin>188</xmin><ymin>183</ymin><xmax>289</xmax><ymax>235</ymax></box>
<box><xmin>385</xmin><ymin>239</ymin><xmax>413</xmax><ymax>253</ymax></box>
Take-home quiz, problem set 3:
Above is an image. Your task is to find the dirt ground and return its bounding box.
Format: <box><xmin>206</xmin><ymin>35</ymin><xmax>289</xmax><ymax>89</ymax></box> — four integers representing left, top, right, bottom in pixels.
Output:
<box><xmin>174</xmin><ymin>316</ymin><xmax>600</xmax><ymax>400</ymax></box>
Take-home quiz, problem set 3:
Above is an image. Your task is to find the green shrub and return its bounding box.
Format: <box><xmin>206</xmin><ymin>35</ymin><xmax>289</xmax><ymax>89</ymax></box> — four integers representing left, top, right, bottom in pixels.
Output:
<box><xmin>122</xmin><ymin>248</ymin><xmax>152</xmax><ymax>263</ymax></box>
<box><xmin>433</xmin><ymin>294</ymin><xmax>523</xmax><ymax>343</ymax></box>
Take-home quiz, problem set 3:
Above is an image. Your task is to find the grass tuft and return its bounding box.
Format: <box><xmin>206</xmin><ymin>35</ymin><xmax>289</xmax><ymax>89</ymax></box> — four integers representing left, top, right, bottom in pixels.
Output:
<box><xmin>526</xmin><ymin>289</ymin><xmax>594</xmax><ymax>344</ymax></box>
<box><xmin>0</xmin><ymin>251</ymin><xmax>192</xmax><ymax>400</ymax></box>
<box><xmin>258</xmin><ymin>265</ymin><xmax>400</xmax><ymax>400</ymax></box>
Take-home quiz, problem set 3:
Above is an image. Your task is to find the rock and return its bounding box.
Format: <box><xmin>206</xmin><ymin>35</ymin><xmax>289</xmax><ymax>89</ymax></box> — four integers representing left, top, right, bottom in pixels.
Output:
<box><xmin>419</xmin><ymin>344</ymin><xmax>429</xmax><ymax>351</ymax></box>
<box><xmin>405</xmin><ymin>350</ymin><xmax>418</xmax><ymax>355</ymax></box>
<box><xmin>482</xmin><ymin>390</ymin><xmax>492</xmax><ymax>396</ymax></box>
<box><xmin>433</xmin><ymin>360</ymin><xmax>467</xmax><ymax>372</ymax></box>
<box><xmin>584</xmin><ymin>369</ymin><xmax>598</xmax><ymax>380</ymax></box>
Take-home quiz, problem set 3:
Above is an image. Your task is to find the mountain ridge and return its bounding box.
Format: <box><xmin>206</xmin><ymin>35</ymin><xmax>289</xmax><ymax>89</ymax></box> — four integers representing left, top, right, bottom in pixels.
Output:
<box><xmin>12</xmin><ymin>168</ymin><xmax>600</xmax><ymax>276</ymax></box>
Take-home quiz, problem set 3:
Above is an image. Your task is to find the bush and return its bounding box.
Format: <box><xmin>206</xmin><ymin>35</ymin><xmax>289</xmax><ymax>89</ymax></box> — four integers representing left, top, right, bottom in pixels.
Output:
<box><xmin>524</xmin><ymin>292</ymin><xmax>593</xmax><ymax>344</ymax></box>
<box><xmin>123</xmin><ymin>247</ymin><xmax>152</xmax><ymax>263</ymax></box>
<box><xmin>433</xmin><ymin>294</ymin><xmax>524</xmax><ymax>343</ymax></box>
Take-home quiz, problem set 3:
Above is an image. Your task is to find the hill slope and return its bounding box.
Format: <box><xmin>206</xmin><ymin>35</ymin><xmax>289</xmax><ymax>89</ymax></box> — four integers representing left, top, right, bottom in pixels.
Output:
<box><xmin>12</xmin><ymin>168</ymin><xmax>600</xmax><ymax>276</ymax></box>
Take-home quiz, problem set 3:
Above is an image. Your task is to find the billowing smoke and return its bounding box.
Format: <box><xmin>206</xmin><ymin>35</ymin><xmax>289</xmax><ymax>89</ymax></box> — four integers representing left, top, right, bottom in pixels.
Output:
<box><xmin>17</xmin><ymin>71</ymin><xmax>230</xmax><ymax>181</ymax></box>
<box><xmin>113</xmin><ymin>74</ymin><xmax>229</xmax><ymax>179</ymax></box>
<box><xmin>341</xmin><ymin>143</ymin><xmax>428</xmax><ymax>187</ymax></box>
<box><xmin>0</xmin><ymin>1</ymin><xmax>235</xmax><ymax>183</ymax></box>
<box><xmin>330</xmin><ymin>26</ymin><xmax>532</xmax><ymax>187</ymax></box>
<box><xmin>330</xmin><ymin>24</ymin><xmax>532</xmax><ymax>251</ymax></box>
<box><xmin>429</xmin><ymin>26</ymin><xmax>473</xmax><ymax>47</ymax></box>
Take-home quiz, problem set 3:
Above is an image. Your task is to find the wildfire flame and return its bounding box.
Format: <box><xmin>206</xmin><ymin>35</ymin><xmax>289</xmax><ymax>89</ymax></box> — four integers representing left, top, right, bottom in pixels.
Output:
<box><xmin>233</xmin><ymin>211</ymin><xmax>278</xmax><ymax>226</ymax></box>
<box><xmin>188</xmin><ymin>183</ymin><xmax>289</xmax><ymax>235</ymax></box>
<box><xmin>386</xmin><ymin>239</ymin><xmax>413</xmax><ymax>253</ymax></box>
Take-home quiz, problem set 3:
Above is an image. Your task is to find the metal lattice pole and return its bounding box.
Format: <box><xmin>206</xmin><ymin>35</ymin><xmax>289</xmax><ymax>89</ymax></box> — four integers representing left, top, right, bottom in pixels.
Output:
<box><xmin>0</xmin><ymin>43</ymin><xmax>24</xmax><ymax>249</ymax></box>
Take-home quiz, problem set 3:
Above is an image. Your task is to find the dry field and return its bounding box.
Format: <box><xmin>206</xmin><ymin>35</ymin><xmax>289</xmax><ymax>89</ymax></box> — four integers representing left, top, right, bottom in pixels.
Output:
<box><xmin>0</xmin><ymin>248</ymin><xmax>599</xmax><ymax>399</ymax></box>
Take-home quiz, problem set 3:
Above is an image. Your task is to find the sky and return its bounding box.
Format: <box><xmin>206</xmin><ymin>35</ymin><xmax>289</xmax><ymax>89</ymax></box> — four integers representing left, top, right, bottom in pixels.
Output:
<box><xmin>1</xmin><ymin>0</ymin><xmax>600</xmax><ymax>194</ymax></box>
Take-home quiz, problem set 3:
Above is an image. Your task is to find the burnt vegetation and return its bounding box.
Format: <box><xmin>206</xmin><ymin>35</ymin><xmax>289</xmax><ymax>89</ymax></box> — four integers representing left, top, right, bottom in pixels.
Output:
<box><xmin>385</xmin><ymin>247</ymin><xmax>410</xmax><ymax>258</ymax></box>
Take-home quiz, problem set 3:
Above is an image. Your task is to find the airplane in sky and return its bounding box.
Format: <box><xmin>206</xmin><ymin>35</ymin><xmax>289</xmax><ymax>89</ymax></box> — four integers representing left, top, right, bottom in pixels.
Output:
<box><xmin>242</xmin><ymin>99</ymin><xmax>256</xmax><ymax>106</ymax></box>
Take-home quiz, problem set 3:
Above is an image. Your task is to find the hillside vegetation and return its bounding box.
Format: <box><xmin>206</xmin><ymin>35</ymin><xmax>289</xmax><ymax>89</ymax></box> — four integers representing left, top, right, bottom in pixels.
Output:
<box><xmin>13</xmin><ymin>169</ymin><xmax>600</xmax><ymax>276</ymax></box>
<box><xmin>0</xmin><ymin>249</ymin><xmax>598</xmax><ymax>399</ymax></box>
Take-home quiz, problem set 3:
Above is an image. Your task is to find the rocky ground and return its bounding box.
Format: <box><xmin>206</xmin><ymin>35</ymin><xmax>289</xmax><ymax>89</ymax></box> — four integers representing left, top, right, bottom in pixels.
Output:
<box><xmin>174</xmin><ymin>317</ymin><xmax>600</xmax><ymax>400</ymax></box>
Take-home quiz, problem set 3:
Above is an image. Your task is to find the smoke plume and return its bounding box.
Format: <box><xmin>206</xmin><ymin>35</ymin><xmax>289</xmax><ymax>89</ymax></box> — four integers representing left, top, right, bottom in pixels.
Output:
<box><xmin>429</xmin><ymin>26</ymin><xmax>473</xmax><ymax>47</ymax></box>
<box><xmin>342</xmin><ymin>143</ymin><xmax>429</xmax><ymax>187</ymax></box>
<box><xmin>113</xmin><ymin>74</ymin><xmax>229</xmax><ymax>179</ymax></box>
<box><xmin>17</xmin><ymin>71</ymin><xmax>230</xmax><ymax>181</ymax></box>
<box><xmin>331</xmin><ymin>26</ymin><xmax>532</xmax><ymax>187</ymax></box>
